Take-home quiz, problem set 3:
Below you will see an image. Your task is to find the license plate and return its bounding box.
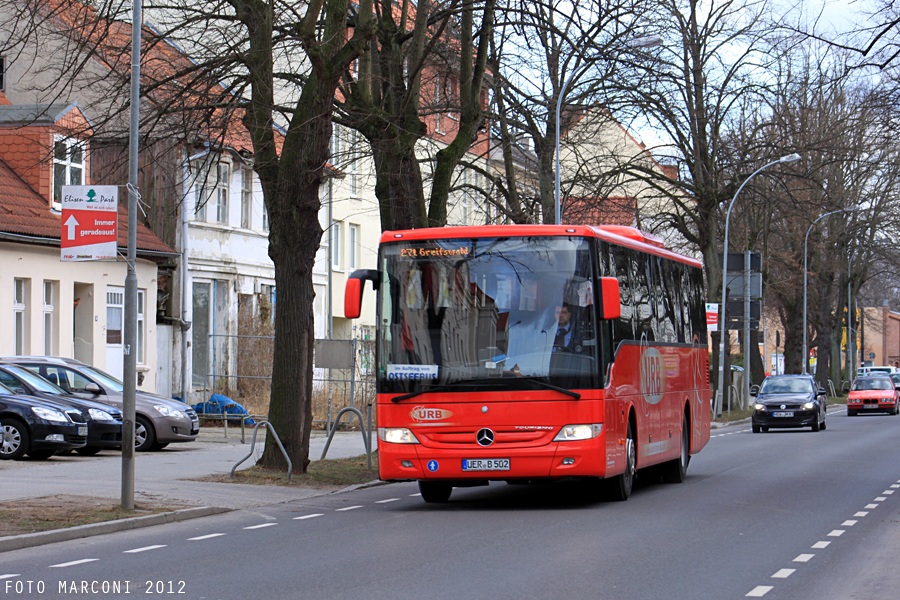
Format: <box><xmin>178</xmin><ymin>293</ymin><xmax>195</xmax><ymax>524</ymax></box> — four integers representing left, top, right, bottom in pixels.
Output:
<box><xmin>864</xmin><ymin>404</ymin><xmax>879</xmax><ymax>409</ymax></box>
<box><xmin>78</xmin><ymin>426</ymin><xmax>88</xmax><ymax>436</ymax></box>
<box><xmin>462</xmin><ymin>458</ymin><xmax>510</xmax><ymax>471</ymax></box>
<box><xmin>772</xmin><ymin>411</ymin><xmax>794</xmax><ymax>418</ymax></box>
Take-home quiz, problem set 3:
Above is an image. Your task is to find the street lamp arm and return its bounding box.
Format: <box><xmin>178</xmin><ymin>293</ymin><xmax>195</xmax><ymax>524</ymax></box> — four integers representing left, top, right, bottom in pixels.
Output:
<box><xmin>715</xmin><ymin>153</ymin><xmax>801</xmax><ymax>415</ymax></box>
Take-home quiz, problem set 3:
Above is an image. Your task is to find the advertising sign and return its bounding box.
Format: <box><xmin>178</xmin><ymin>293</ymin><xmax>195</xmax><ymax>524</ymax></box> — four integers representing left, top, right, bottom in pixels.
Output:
<box><xmin>60</xmin><ymin>186</ymin><xmax>118</xmax><ymax>261</ymax></box>
<box><xmin>706</xmin><ymin>303</ymin><xmax>719</xmax><ymax>332</ymax></box>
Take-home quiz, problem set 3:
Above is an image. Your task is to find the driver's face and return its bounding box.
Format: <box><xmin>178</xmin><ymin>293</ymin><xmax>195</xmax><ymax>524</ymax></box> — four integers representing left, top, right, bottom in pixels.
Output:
<box><xmin>556</xmin><ymin>306</ymin><xmax>570</xmax><ymax>325</ymax></box>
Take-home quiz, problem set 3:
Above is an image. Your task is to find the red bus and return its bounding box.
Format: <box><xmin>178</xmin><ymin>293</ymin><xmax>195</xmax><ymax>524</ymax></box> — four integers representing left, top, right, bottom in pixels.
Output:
<box><xmin>345</xmin><ymin>224</ymin><xmax>710</xmax><ymax>502</ymax></box>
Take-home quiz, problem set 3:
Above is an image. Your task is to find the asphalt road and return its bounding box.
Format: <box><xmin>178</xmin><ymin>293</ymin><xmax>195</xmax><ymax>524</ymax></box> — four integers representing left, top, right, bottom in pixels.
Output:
<box><xmin>3</xmin><ymin>407</ymin><xmax>900</xmax><ymax>600</ymax></box>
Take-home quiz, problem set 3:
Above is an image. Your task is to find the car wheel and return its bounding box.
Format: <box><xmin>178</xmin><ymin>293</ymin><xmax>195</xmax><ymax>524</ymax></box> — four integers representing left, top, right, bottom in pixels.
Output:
<box><xmin>75</xmin><ymin>446</ymin><xmax>102</xmax><ymax>456</ymax></box>
<box><xmin>821</xmin><ymin>412</ymin><xmax>827</xmax><ymax>430</ymax></box>
<box><xmin>752</xmin><ymin>422</ymin><xmax>761</xmax><ymax>434</ymax></box>
<box><xmin>150</xmin><ymin>442</ymin><xmax>169</xmax><ymax>451</ymax></box>
<box><xmin>418</xmin><ymin>481</ymin><xmax>452</xmax><ymax>503</ymax></box>
<box><xmin>0</xmin><ymin>419</ymin><xmax>30</xmax><ymax>460</ymax></box>
<box><xmin>848</xmin><ymin>409</ymin><xmax>857</xmax><ymax>417</ymax></box>
<box><xmin>134</xmin><ymin>416</ymin><xmax>156</xmax><ymax>452</ymax></box>
<box><xmin>27</xmin><ymin>449</ymin><xmax>56</xmax><ymax>460</ymax></box>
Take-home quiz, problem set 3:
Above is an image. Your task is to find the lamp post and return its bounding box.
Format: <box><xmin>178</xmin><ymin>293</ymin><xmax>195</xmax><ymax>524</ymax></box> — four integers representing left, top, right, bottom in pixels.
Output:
<box><xmin>715</xmin><ymin>153</ymin><xmax>801</xmax><ymax>416</ymax></box>
<box><xmin>554</xmin><ymin>36</ymin><xmax>662</xmax><ymax>224</ymax></box>
<box><xmin>802</xmin><ymin>207</ymin><xmax>858</xmax><ymax>374</ymax></box>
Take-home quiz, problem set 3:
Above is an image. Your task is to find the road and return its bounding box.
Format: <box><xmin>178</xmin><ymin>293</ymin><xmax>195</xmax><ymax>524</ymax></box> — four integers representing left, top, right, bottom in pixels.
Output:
<box><xmin>3</xmin><ymin>407</ymin><xmax>900</xmax><ymax>600</ymax></box>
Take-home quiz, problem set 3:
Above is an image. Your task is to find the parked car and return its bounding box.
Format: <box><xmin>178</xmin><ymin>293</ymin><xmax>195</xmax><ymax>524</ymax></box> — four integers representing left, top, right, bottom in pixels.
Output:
<box><xmin>0</xmin><ymin>357</ymin><xmax>199</xmax><ymax>451</ymax></box>
<box><xmin>847</xmin><ymin>375</ymin><xmax>900</xmax><ymax>416</ymax></box>
<box><xmin>0</xmin><ymin>382</ymin><xmax>88</xmax><ymax>459</ymax></box>
<box><xmin>889</xmin><ymin>373</ymin><xmax>900</xmax><ymax>392</ymax></box>
<box><xmin>750</xmin><ymin>374</ymin><xmax>828</xmax><ymax>433</ymax></box>
<box><xmin>0</xmin><ymin>364</ymin><xmax>123</xmax><ymax>455</ymax></box>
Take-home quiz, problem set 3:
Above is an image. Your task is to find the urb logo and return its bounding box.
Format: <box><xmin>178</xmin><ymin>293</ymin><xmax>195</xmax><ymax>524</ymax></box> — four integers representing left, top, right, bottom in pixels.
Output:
<box><xmin>640</xmin><ymin>348</ymin><xmax>664</xmax><ymax>405</ymax></box>
<box><xmin>410</xmin><ymin>406</ymin><xmax>452</xmax><ymax>421</ymax></box>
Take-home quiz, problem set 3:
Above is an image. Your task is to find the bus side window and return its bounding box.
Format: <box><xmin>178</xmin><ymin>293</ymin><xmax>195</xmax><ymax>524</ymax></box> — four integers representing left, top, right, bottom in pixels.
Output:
<box><xmin>609</xmin><ymin>245</ymin><xmax>634</xmax><ymax>344</ymax></box>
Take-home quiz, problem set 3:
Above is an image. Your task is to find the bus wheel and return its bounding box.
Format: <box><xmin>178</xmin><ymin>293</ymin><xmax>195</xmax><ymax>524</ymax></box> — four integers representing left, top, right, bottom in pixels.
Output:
<box><xmin>419</xmin><ymin>481</ymin><xmax>452</xmax><ymax>503</ymax></box>
<box><xmin>662</xmin><ymin>414</ymin><xmax>690</xmax><ymax>483</ymax></box>
<box><xmin>608</xmin><ymin>421</ymin><xmax>635</xmax><ymax>501</ymax></box>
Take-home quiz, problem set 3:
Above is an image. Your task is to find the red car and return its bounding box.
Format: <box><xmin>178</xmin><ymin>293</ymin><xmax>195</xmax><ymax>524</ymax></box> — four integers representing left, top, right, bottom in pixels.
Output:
<box><xmin>847</xmin><ymin>376</ymin><xmax>900</xmax><ymax>416</ymax></box>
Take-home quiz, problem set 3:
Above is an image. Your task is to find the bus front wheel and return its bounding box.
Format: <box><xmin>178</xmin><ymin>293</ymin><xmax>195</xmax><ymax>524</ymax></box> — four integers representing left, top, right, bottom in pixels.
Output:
<box><xmin>608</xmin><ymin>421</ymin><xmax>635</xmax><ymax>501</ymax></box>
<box><xmin>419</xmin><ymin>481</ymin><xmax>452</xmax><ymax>503</ymax></box>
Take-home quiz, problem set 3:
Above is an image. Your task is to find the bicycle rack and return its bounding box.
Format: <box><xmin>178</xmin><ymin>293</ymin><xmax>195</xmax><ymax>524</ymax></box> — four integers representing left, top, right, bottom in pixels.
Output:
<box><xmin>320</xmin><ymin>405</ymin><xmax>374</xmax><ymax>469</ymax></box>
<box><xmin>827</xmin><ymin>379</ymin><xmax>837</xmax><ymax>397</ymax></box>
<box><xmin>230</xmin><ymin>420</ymin><xmax>293</xmax><ymax>481</ymax></box>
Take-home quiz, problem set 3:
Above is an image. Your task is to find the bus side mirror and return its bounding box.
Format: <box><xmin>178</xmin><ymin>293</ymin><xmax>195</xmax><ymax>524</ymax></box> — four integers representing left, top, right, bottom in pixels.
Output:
<box><xmin>344</xmin><ymin>269</ymin><xmax>379</xmax><ymax>319</ymax></box>
<box><xmin>599</xmin><ymin>277</ymin><xmax>621</xmax><ymax>320</ymax></box>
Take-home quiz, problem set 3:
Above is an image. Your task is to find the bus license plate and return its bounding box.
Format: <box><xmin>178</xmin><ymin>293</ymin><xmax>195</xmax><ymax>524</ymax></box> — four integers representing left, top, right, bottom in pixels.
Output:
<box><xmin>772</xmin><ymin>411</ymin><xmax>793</xmax><ymax>418</ymax></box>
<box><xmin>462</xmin><ymin>458</ymin><xmax>510</xmax><ymax>471</ymax></box>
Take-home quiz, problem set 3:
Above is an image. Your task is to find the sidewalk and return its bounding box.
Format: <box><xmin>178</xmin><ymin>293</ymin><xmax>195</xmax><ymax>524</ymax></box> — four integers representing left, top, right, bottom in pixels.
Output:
<box><xmin>0</xmin><ymin>426</ymin><xmax>378</xmax><ymax>551</ymax></box>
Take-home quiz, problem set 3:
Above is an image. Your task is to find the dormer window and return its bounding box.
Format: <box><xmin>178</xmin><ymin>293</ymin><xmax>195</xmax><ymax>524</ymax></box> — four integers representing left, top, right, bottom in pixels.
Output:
<box><xmin>53</xmin><ymin>137</ymin><xmax>85</xmax><ymax>210</ymax></box>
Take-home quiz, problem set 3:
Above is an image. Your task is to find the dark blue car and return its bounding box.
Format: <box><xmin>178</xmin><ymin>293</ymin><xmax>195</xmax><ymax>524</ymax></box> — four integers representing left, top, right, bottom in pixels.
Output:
<box><xmin>0</xmin><ymin>383</ymin><xmax>88</xmax><ymax>460</ymax></box>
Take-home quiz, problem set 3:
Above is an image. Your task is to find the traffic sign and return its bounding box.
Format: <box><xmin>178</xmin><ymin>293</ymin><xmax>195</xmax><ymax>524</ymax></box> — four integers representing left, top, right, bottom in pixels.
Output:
<box><xmin>60</xmin><ymin>185</ymin><xmax>118</xmax><ymax>261</ymax></box>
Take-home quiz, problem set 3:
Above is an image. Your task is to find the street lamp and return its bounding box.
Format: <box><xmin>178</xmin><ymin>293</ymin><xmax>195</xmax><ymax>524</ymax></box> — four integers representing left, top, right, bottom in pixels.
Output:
<box><xmin>715</xmin><ymin>153</ymin><xmax>801</xmax><ymax>416</ymax></box>
<box><xmin>802</xmin><ymin>207</ymin><xmax>859</xmax><ymax>374</ymax></box>
<box><xmin>554</xmin><ymin>36</ymin><xmax>662</xmax><ymax>224</ymax></box>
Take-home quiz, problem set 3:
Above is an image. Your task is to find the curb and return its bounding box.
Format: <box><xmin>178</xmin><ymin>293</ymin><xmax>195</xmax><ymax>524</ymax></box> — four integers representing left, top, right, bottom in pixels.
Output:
<box><xmin>0</xmin><ymin>506</ymin><xmax>231</xmax><ymax>553</ymax></box>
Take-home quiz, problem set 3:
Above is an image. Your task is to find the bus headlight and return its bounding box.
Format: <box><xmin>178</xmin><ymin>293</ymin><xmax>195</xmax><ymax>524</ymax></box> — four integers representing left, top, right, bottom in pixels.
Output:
<box><xmin>378</xmin><ymin>427</ymin><xmax>420</xmax><ymax>444</ymax></box>
<box><xmin>553</xmin><ymin>424</ymin><xmax>603</xmax><ymax>441</ymax></box>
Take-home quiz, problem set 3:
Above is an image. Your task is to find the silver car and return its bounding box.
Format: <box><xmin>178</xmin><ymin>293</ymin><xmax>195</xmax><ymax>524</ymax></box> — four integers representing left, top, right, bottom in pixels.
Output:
<box><xmin>0</xmin><ymin>357</ymin><xmax>198</xmax><ymax>451</ymax></box>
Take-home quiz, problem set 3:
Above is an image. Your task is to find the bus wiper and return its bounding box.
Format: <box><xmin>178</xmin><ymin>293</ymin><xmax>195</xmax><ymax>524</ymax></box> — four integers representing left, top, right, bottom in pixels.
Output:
<box><xmin>392</xmin><ymin>384</ymin><xmax>461</xmax><ymax>403</ymax></box>
<box><xmin>517</xmin><ymin>377</ymin><xmax>581</xmax><ymax>400</ymax></box>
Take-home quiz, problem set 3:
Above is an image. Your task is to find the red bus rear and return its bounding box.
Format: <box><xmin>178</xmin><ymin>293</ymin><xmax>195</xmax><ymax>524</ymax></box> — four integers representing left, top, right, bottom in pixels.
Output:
<box><xmin>345</xmin><ymin>224</ymin><xmax>710</xmax><ymax>502</ymax></box>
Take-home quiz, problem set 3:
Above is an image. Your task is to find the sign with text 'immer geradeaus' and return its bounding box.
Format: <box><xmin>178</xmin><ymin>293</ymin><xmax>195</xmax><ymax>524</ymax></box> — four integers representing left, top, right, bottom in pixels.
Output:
<box><xmin>60</xmin><ymin>185</ymin><xmax>118</xmax><ymax>261</ymax></box>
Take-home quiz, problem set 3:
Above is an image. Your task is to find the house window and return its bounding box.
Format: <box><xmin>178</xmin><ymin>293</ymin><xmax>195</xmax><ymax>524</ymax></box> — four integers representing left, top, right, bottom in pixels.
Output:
<box><xmin>348</xmin><ymin>129</ymin><xmax>359</xmax><ymax>196</ymax></box>
<box><xmin>330</xmin><ymin>124</ymin><xmax>343</xmax><ymax>163</ymax></box>
<box><xmin>53</xmin><ymin>137</ymin><xmax>86</xmax><ymax>209</ymax></box>
<box><xmin>137</xmin><ymin>289</ymin><xmax>145</xmax><ymax>364</ymax></box>
<box><xmin>215</xmin><ymin>162</ymin><xmax>230</xmax><ymax>224</ymax></box>
<box><xmin>434</xmin><ymin>73</ymin><xmax>444</xmax><ymax>134</ymax></box>
<box><xmin>331</xmin><ymin>220</ymin><xmax>342</xmax><ymax>269</ymax></box>
<box><xmin>260</xmin><ymin>283</ymin><xmax>276</xmax><ymax>324</ymax></box>
<box><xmin>348</xmin><ymin>223</ymin><xmax>359</xmax><ymax>270</ymax></box>
<box><xmin>192</xmin><ymin>161</ymin><xmax>209</xmax><ymax>221</ymax></box>
<box><xmin>14</xmin><ymin>278</ymin><xmax>29</xmax><ymax>355</ymax></box>
<box><xmin>106</xmin><ymin>288</ymin><xmax>124</xmax><ymax>345</ymax></box>
<box><xmin>241</xmin><ymin>166</ymin><xmax>252</xmax><ymax>229</ymax></box>
<box><xmin>262</xmin><ymin>201</ymin><xmax>269</xmax><ymax>232</ymax></box>
<box><xmin>0</xmin><ymin>56</ymin><xmax>5</xmax><ymax>92</ymax></box>
<box><xmin>43</xmin><ymin>280</ymin><xmax>58</xmax><ymax>355</ymax></box>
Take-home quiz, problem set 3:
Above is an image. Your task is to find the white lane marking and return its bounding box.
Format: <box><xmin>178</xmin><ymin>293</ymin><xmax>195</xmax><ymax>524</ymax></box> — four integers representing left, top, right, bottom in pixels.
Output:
<box><xmin>411</xmin><ymin>493</ymin><xmax>422</xmax><ymax>497</ymax></box>
<box><xmin>772</xmin><ymin>569</ymin><xmax>795</xmax><ymax>578</ymax></box>
<box><xmin>294</xmin><ymin>513</ymin><xmax>324</xmax><ymax>520</ymax></box>
<box><xmin>855</xmin><ymin>511</ymin><xmax>869</xmax><ymax>517</ymax></box>
<box><xmin>875</xmin><ymin>496</ymin><xmax>887</xmax><ymax>502</ymax></box>
<box><xmin>811</xmin><ymin>541</ymin><xmax>831</xmax><ymax>549</ymax></box>
<box><xmin>244</xmin><ymin>523</ymin><xmax>278</xmax><ymax>530</ymax></box>
<box><xmin>865</xmin><ymin>504</ymin><xmax>879</xmax><ymax>509</ymax></box>
<box><xmin>828</xmin><ymin>530</ymin><xmax>845</xmax><ymax>537</ymax></box>
<box><xmin>793</xmin><ymin>554</ymin><xmax>815</xmax><ymax>563</ymax></box>
<box><xmin>884</xmin><ymin>490</ymin><xmax>895</xmax><ymax>495</ymax></box>
<box><xmin>188</xmin><ymin>533</ymin><xmax>226</xmax><ymax>541</ymax></box>
<box><xmin>746</xmin><ymin>585</ymin><xmax>773</xmax><ymax>597</ymax></box>
<box><xmin>376</xmin><ymin>498</ymin><xmax>401</xmax><ymax>504</ymax></box>
<box><xmin>124</xmin><ymin>545</ymin><xmax>167</xmax><ymax>554</ymax></box>
<box><xmin>336</xmin><ymin>505</ymin><xmax>362</xmax><ymax>512</ymax></box>
<box><xmin>50</xmin><ymin>559</ymin><xmax>99</xmax><ymax>568</ymax></box>
<box><xmin>0</xmin><ymin>575</ymin><xmax>21</xmax><ymax>580</ymax></box>
<box><xmin>842</xmin><ymin>520</ymin><xmax>857</xmax><ymax>526</ymax></box>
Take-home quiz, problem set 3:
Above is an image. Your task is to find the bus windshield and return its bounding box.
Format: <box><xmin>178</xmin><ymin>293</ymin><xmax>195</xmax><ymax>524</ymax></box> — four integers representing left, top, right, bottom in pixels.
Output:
<box><xmin>378</xmin><ymin>236</ymin><xmax>600</xmax><ymax>395</ymax></box>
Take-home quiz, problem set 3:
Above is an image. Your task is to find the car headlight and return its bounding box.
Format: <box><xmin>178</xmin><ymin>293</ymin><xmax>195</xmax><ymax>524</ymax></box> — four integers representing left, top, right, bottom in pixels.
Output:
<box><xmin>88</xmin><ymin>408</ymin><xmax>116</xmax><ymax>421</ymax></box>
<box><xmin>378</xmin><ymin>427</ymin><xmax>420</xmax><ymax>444</ymax></box>
<box><xmin>153</xmin><ymin>404</ymin><xmax>185</xmax><ymax>418</ymax></box>
<box><xmin>553</xmin><ymin>424</ymin><xmax>603</xmax><ymax>441</ymax></box>
<box><xmin>31</xmin><ymin>406</ymin><xmax>68</xmax><ymax>422</ymax></box>
<box><xmin>754</xmin><ymin>403</ymin><xmax>765</xmax><ymax>411</ymax></box>
<box><xmin>803</xmin><ymin>402</ymin><xmax>815</xmax><ymax>410</ymax></box>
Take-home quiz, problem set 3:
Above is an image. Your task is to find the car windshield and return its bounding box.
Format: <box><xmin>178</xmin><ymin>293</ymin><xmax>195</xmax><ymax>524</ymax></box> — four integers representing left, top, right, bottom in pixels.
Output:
<box><xmin>2</xmin><ymin>365</ymin><xmax>68</xmax><ymax>394</ymax></box>
<box><xmin>759</xmin><ymin>378</ymin><xmax>814</xmax><ymax>394</ymax></box>
<box><xmin>852</xmin><ymin>377</ymin><xmax>893</xmax><ymax>391</ymax></box>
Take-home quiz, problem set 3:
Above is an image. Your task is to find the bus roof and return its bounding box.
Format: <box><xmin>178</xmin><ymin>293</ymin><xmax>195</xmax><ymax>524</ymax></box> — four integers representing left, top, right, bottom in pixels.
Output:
<box><xmin>380</xmin><ymin>224</ymin><xmax>703</xmax><ymax>268</ymax></box>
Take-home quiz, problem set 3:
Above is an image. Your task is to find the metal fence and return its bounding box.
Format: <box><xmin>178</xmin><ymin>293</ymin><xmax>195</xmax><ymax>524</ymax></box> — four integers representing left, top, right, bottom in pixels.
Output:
<box><xmin>196</xmin><ymin>334</ymin><xmax>376</xmax><ymax>430</ymax></box>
